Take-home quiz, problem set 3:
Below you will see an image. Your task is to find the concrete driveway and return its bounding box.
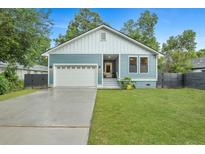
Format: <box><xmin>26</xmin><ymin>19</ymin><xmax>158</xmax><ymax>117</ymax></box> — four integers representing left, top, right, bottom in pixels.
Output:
<box><xmin>0</xmin><ymin>88</ymin><xmax>96</xmax><ymax>144</ymax></box>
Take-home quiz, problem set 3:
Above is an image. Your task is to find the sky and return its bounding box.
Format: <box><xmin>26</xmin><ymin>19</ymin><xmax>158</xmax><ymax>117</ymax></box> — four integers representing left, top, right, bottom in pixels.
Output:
<box><xmin>49</xmin><ymin>8</ymin><xmax>205</xmax><ymax>50</ymax></box>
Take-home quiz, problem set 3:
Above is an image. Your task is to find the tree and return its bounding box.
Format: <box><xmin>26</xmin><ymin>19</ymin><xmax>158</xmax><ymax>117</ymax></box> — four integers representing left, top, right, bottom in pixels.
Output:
<box><xmin>158</xmin><ymin>30</ymin><xmax>198</xmax><ymax>73</ymax></box>
<box><xmin>158</xmin><ymin>51</ymin><xmax>197</xmax><ymax>73</ymax></box>
<box><xmin>169</xmin><ymin>51</ymin><xmax>194</xmax><ymax>73</ymax></box>
<box><xmin>0</xmin><ymin>9</ymin><xmax>52</xmax><ymax>66</ymax></box>
<box><xmin>54</xmin><ymin>9</ymin><xmax>104</xmax><ymax>45</ymax></box>
<box><xmin>162</xmin><ymin>30</ymin><xmax>196</xmax><ymax>54</ymax></box>
<box><xmin>197</xmin><ymin>49</ymin><xmax>205</xmax><ymax>57</ymax></box>
<box><xmin>121</xmin><ymin>10</ymin><xmax>160</xmax><ymax>51</ymax></box>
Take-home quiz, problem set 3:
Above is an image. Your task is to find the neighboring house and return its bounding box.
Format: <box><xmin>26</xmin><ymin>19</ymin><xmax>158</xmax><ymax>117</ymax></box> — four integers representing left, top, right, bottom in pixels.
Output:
<box><xmin>42</xmin><ymin>24</ymin><xmax>163</xmax><ymax>88</ymax></box>
<box><xmin>192</xmin><ymin>57</ymin><xmax>205</xmax><ymax>72</ymax></box>
<box><xmin>0</xmin><ymin>62</ymin><xmax>48</xmax><ymax>80</ymax></box>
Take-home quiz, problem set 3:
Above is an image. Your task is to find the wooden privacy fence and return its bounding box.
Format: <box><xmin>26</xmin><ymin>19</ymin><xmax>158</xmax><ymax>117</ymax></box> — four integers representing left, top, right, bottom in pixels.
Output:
<box><xmin>24</xmin><ymin>74</ymin><xmax>48</xmax><ymax>88</ymax></box>
<box><xmin>157</xmin><ymin>72</ymin><xmax>205</xmax><ymax>89</ymax></box>
<box><xmin>184</xmin><ymin>72</ymin><xmax>205</xmax><ymax>89</ymax></box>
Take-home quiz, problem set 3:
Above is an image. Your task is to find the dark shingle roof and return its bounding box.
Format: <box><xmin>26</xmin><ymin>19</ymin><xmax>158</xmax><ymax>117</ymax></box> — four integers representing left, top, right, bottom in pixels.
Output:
<box><xmin>192</xmin><ymin>57</ymin><xmax>205</xmax><ymax>69</ymax></box>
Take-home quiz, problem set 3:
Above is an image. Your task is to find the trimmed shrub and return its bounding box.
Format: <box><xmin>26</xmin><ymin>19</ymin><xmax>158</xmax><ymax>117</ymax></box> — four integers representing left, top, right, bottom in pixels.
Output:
<box><xmin>119</xmin><ymin>77</ymin><xmax>135</xmax><ymax>90</ymax></box>
<box><xmin>0</xmin><ymin>74</ymin><xmax>10</xmax><ymax>95</ymax></box>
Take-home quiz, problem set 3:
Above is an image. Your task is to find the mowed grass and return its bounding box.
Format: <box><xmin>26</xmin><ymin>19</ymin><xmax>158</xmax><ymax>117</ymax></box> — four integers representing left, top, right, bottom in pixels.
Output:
<box><xmin>88</xmin><ymin>88</ymin><xmax>205</xmax><ymax>144</ymax></box>
<box><xmin>0</xmin><ymin>89</ymin><xmax>38</xmax><ymax>101</ymax></box>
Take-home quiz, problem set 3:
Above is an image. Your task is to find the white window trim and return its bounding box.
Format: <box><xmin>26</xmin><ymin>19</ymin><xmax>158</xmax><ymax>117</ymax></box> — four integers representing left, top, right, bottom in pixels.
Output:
<box><xmin>139</xmin><ymin>56</ymin><xmax>149</xmax><ymax>74</ymax></box>
<box><xmin>128</xmin><ymin>56</ymin><xmax>138</xmax><ymax>74</ymax></box>
<box><xmin>101</xmin><ymin>53</ymin><xmax>103</xmax><ymax>86</ymax></box>
<box><xmin>119</xmin><ymin>54</ymin><xmax>121</xmax><ymax>79</ymax></box>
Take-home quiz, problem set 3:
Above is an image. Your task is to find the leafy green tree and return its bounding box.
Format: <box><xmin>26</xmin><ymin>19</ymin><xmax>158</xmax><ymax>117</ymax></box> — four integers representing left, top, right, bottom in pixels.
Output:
<box><xmin>197</xmin><ymin>49</ymin><xmax>205</xmax><ymax>57</ymax></box>
<box><xmin>0</xmin><ymin>9</ymin><xmax>52</xmax><ymax>66</ymax></box>
<box><xmin>169</xmin><ymin>51</ymin><xmax>194</xmax><ymax>73</ymax></box>
<box><xmin>162</xmin><ymin>30</ymin><xmax>196</xmax><ymax>54</ymax></box>
<box><xmin>158</xmin><ymin>50</ymin><xmax>197</xmax><ymax>73</ymax></box>
<box><xmin>54</xmin><ymin>9</ymin><xmax>104</xmax><ymax>45</ymax></box>
<box><xmin>159</xmin><ymin>30</ymin><xmax>197</xmax><ymax>73</ymax></box>
<box><xmin>121</xmin><ymin>10</ymin><xmax>160</xmax><ymax>51</ymax></box>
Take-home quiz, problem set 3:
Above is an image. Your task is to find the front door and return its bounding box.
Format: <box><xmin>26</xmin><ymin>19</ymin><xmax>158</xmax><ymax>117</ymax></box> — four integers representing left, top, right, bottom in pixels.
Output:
<box><xmin>105</xmin><ymin>62</ymin><xmax>112</xmax><ymax>78</ymax></box>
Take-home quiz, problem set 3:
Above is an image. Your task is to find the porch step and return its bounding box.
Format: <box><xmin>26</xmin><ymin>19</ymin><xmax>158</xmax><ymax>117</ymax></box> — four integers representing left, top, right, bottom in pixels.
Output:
<box><xmin>103</xmin><ymin>78</ymin><xmax>121</xmax><ymax>89</ymax></box>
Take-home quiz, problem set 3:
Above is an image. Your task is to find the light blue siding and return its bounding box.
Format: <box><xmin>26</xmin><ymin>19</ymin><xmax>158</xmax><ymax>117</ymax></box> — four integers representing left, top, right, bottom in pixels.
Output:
<box><xmin>134</xmin><ymin>81</ymin><xmax>156</xmax><ymax>88</ymax></box>
<box><xmin>48</xmin><ymin>53</ymin><xmax>157</xmax><ymax>88</ymax></box>
<box><xmin>49</xmin><ymin>54</ymin><xmax>102</xmax><ymax>85</ymax></box>
<box><xmin>120</xmin><ymin>54</ymin><xmax>157</xmax><ymax>88</ymax></box>
<box><xmin>120</xmin><ymin>54</ymin><xmax>156</xmax><ymax>79</ymax></box>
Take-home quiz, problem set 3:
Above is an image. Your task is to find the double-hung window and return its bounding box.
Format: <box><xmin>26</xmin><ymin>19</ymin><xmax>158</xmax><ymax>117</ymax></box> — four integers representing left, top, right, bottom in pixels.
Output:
<box><xmin>140</xmin><ymin>57</ymin><xmax>148</xmax><ymax>73</ymax></box>
<box><xmin>129</xmin><ymin>57</ymin><xmax>137</xmax><ymax>73</ymax></box>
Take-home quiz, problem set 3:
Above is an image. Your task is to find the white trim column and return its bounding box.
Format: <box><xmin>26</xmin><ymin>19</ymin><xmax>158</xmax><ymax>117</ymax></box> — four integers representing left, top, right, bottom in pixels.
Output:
<box><xmin>101</xmin><ymin>53</ymin><xmax>104</xmax><ymax>86</ymax></box>
<box><xmin>119</xmin><ymin>54</ymin><xmax>121</xmax><ymax>79</ymax></box>
<box><xmin>156</xmin><ymin>55</ymin><xmax>158</xmax><ymax>81</ymax></box>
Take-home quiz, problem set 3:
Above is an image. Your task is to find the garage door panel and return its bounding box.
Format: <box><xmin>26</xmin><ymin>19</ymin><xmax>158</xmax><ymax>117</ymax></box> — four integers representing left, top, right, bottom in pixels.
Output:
<box><xmin>55</xmin><ymin>65</ymin><xmax>97</xmax><ymax>87</ymax></box>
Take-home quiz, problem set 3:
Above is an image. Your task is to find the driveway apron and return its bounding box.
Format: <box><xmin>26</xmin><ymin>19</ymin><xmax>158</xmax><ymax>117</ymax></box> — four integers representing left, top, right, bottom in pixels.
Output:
<box><xmin>0</xmin><ymin>88</ymin><xmax>96</xmax><ymax>144</ymax></box>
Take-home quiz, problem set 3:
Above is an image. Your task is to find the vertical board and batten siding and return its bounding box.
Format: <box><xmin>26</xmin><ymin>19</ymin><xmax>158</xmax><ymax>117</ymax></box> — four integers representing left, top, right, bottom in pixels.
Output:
<box><xmin>50</xmin><ymin>28</ymin><xmax>152</xmax><ymax>55</ymax></box>
<box><xmin>49</xmin><ymin>54</ymin><xmax>102</xmax><ymax>85</ymax></box>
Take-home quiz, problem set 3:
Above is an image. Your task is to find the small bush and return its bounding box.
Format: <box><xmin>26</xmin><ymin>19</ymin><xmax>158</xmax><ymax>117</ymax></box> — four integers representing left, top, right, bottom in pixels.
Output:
<box><xmin>3</xmin><ymin>64</ymin><xmax>24</xmax><ymax>91</ymax></box>
<box><xmin>3</xmin><ymin>64</ymin><xmax>18</xmax><ymax>83</ymax></box>
<box><xmin>0</xmin><ymin>74</ymin><xmax>10</xmax><ymax>95</ymax></box>
<box><xmin>15</xmin><ymin>80</ymin><xmax>24</xmax><ymax>90</ymax></box>
<box><xmin>119</xmin><ymin>77</ymin><xmax>135</xmax><ymax>90</ymax></box>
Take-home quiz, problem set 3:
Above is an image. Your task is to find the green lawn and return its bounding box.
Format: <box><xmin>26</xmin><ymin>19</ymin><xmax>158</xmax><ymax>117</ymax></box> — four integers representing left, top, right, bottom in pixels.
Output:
<box><xmin>0</xmin><ymin>89</ymin><xmax>38</xmax><ymax>101</ymax></box>
<box><xmin>88</xmin><ymin>88</ymin><xmax>205</xmax><ymax>144</ymax></box>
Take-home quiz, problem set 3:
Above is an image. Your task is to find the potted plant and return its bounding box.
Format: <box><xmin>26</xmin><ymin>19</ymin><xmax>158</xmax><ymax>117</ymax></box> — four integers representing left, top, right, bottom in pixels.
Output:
<box><xmin>112</xmin><ymin>72</ymin><xmax>116</xmax><ymax>78</ymax></box>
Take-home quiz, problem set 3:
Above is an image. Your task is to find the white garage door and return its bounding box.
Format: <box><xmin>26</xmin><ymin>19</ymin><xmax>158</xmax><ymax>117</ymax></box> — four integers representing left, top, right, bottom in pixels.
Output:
<box><xmin>54</xmin><ymin>65</ymin><xmax>97</xmax><ymax>87</ymax></box>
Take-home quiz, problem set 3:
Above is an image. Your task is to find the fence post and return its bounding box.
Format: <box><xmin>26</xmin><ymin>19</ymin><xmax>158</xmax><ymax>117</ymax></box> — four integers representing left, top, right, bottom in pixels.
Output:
<box><xmin>162</xmin><ymin>73</ymin><xmax>164</xmax><ymax>88</ymax></box>
<box><xmin>182</xmin><ymin>73</ymin><xmax>185</xmax><ymax>88</ymax></box>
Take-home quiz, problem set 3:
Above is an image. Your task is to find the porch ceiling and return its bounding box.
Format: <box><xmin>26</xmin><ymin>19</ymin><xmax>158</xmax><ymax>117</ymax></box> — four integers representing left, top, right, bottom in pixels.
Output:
<box><xmin>103</xmin><ymin>54</ymin><xmax>118</xmax><ymax>60</ymax></box>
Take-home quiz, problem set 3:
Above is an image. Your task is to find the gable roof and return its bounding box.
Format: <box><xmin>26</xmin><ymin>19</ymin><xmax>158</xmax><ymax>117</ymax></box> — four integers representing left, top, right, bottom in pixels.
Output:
<box><xmin>192</xmin><ymin>57</ymin><xmax>205</xmax><ymax>69</ymax></box>
<box><xmin>42</xmin><ymin>24</ymin><xmax>163</xmax><ymax>56</ymax></box>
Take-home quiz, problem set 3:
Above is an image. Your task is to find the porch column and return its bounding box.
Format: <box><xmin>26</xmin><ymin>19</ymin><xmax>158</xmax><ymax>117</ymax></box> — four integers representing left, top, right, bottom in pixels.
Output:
<box><xmin>101</xmin><ymin>53</ymin><xmax>103</xmax><ymax>86</ymax></box>
<box><xmin>119</xmin><ymin>54</ymin><xmax>121</xmax><ymax>79</ymax></box>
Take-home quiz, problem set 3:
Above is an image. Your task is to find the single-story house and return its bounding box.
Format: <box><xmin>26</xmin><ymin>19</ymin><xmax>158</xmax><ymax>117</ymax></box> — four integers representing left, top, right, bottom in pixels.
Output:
<box><xmin>42</xmin><ymin>24</ymin><xmax>163</xmax><ymax>88</ymax></box>
<box><xmin>0</xmin><ymin>62</ymin><xmax>48</xmax><ymax>80</ymax></box>
<box><xmin>192</xmin><ymin>57</ymin><xmax>205</xmax><ymax>72</ymax></box>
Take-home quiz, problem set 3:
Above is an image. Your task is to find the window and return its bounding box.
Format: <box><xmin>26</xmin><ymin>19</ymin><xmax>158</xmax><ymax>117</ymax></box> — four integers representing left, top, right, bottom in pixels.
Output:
<box><xmin>129</xmin><ymin>57</ymin><xmax>137</xmax><ymax>73</ymax></box>
<box><xmin>101</xmin><ymin>32</ymin><xmax>106</xmax><ymax>41</ymax></box>
<box><xmin>140</xmin><ymin>57</ymin><xmax>148</xmax><ymax>73</ymax></box>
